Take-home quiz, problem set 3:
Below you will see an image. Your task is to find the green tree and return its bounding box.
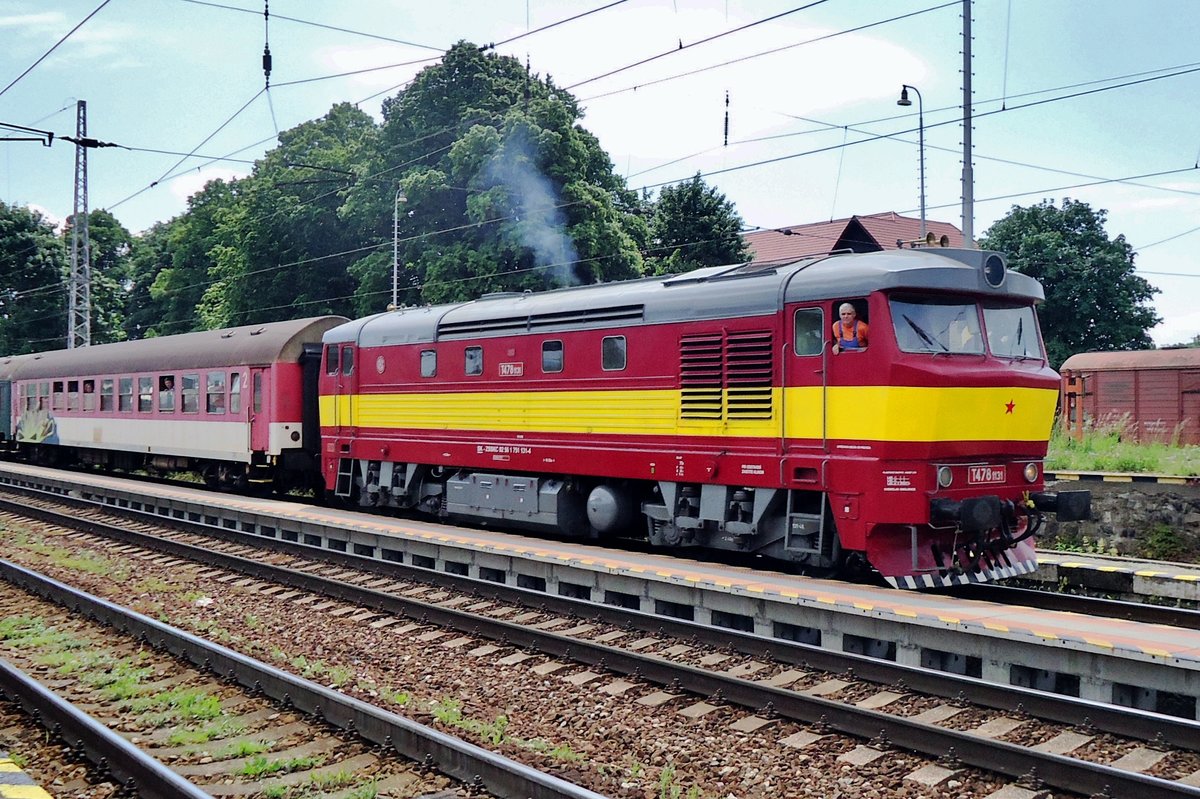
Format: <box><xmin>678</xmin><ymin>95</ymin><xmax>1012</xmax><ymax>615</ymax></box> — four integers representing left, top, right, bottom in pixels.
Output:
<box><xmin>147</xmin><ymin>180</ymin><xmax>240</xmax><ymax>335</ymax></box>
<box><xmin>645</xmin><ymin>173</ymin><xmax>750</xmax><ymax>274</ymax></box>
<box><xmin>979</xmin><ymin>198</ymin><xmax>1159</xmax><ymax>368</ymax></box>
<box><xmin>199</xmin><ymin>102</ymin><xmax>379</xmax><ymax>327</ymax></box>
<box><xmin>0</xmin><ymin>202</ymin><xmax>67</xmax><ymax>355</ymax></box>
<box><xmin>342</xmin><ymin>42</ymin><xmax>644</xmax><ymax>311</ymax></box>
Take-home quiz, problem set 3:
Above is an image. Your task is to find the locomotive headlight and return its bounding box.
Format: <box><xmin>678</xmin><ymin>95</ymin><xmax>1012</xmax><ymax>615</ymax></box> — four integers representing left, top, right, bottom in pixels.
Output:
<box><xmin>1023</xmin><ymin>462</ymin><xmax>1040</xmax><ymax>483</ymax></box>
<box><xmin>937</xmin><ymin>466</ymin><xmax>953</xmax><ymax>488</ymax></box>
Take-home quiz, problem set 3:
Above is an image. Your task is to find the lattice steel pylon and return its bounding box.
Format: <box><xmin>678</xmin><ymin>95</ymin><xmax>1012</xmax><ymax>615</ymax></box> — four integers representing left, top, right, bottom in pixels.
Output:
<box><xmin>68</xmin><ymin>99</ymin><xmax>91</xmax><ymax>349</ymax></box>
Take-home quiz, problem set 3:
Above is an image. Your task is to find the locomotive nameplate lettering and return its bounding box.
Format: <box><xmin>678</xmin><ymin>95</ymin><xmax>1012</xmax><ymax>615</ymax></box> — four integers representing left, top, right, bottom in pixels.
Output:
<box><xmin>499</xmin><ymin>362</ymin><xmax>524</xmax><ymax>377</ymax></box>
<box><xmin>968</xmin><ymin>465</ymin><xmax>1006</xmax><ymax>484</ymax></box>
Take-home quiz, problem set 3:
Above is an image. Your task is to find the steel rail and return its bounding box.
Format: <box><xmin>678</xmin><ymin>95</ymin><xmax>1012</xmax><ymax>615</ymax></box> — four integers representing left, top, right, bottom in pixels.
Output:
<box><xmin>4</xmin><ymin>495</ymin><xmax>1200</xmax><ymax>797</ymax></box>
<box><xmin>0</xmin><ymin>657</ymin><xmax>212</xmax><ymax>799</ymax></box>
<box><xmin>0</xmin><ymin>559</ymin><xmax>606</xmax><ymax>799</ymax></box>
<box><xmin>3</xmin><ymin>489</ymin><xmax>1197</xmax><ymax>753</ymax></box>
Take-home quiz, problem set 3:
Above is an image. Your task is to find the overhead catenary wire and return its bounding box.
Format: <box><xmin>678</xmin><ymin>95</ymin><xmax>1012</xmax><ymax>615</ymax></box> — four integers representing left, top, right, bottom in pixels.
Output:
<box><xmin>564</xmin><ymin>0</ymin><xmax>832</xmax><ymax>91</ymax></box>
<box><xmin>0</xmin><ymin>0</ymin><xmax>114</xmax><ymax>100</ymax></box>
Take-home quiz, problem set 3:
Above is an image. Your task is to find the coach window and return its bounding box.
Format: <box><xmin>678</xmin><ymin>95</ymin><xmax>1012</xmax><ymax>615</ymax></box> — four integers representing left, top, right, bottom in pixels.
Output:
<box><xmin>67</xmin><ymin>380</ymin><xmax>80</xmax><ymax>411</ymax></box>
<box><xmin>465</xmin><ymin>346</ymin><xmax>483</xmax><ymax>376</ymax></box>
<box><xmin>602</xmin><ymin>336</ymin><xmax>626</xmax><ymax>371</ymax></box>
<box><xmin>325</xmin><ymin>345</ymin><xmax>340</xmax><ymax>376</ymax></box>
<box><xmin>794</xmin><ymin>308</ymin><xmax>824</xmax><ymax>356</ymax></box>
<box><xmin>181</xmin><ymin>374</ymin><xmax>200</xmax><ymax>414</ymax></box>
<box><xmin>542</xmin><ymin>340</ymin><xmax>563</xmax><ymax>373</ymax></box>
<box><xmin>341</xmin><ymin>345</ymin><xmax>354</xmax><ymax>376</ymax></box>
<box><xmin>420</xmin><ymin>350</ymin><xmax>436</xmax><ymax>378</ymax></box>
<box><xmin>24</xmin><ymin>384</ymin><xmax>35</xmax><ymax>412</ymax></box>
<box><xmin>253</xmin><ymin>373</ymin><xmax>263</xmax><ymax>414</ymax></box>
<box><xmin>100</xmin><ymin>379</ymin><xmax>114</xmax><ymax>412</ymax></box>
<box><xmin>158</xmin><ymin>376</ymin><xmax>175</xmax><ymax>412</ymax></box>
<box><xmin>38</xmin><ymin>382</ymin><xmax>49</xmax><ymax>411</ymax></box>
<box><xmin>206</xmin><ymin>372</ymin><xmax>226</xmax><ymax>414</ymax></box>
<box><xmin>82</xmin><ymin>380</ymin><xmax>96</xmax><ymax>411</ymax></box>
<box><xmin>138</xmin><ymin>377</ymin><xmax>153</xmax><ymax>412</ymax></box>
<box><xmin>229</xmin><ymin>373</ymin><xmax>242</xmax><ymax>414</ymax></box>
<box><xmin>118</xmin><ymin>378</ymin><xmax>133</xmax><ymax>412</ymax></box>
<box><xmin>52</xmin><ymin>381</ymin><xmax>64</xmax><ymax>411</ymax></box>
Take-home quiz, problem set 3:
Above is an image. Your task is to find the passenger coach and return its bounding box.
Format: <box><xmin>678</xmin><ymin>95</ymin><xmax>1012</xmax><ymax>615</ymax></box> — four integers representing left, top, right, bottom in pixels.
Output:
<box><xmin>318</xmin><ymin>248</ymin><xmax>1090</xmax><ymax>588</ymax></box>
<box><xmin>1</xmin><ymin>316</ymin><xmax>345</xmax><ymax>490</ymax></box>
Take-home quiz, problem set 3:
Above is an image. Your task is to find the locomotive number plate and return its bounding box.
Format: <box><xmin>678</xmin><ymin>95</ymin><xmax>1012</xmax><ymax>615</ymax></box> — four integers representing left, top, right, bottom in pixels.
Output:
<box><xmin>967</xmin><ymin>465</ymin><xmax>1006</xmax><ymax>485</ymax></box>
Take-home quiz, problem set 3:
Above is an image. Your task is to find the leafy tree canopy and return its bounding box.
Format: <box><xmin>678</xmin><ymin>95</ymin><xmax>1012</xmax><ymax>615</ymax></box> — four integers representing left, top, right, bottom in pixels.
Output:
<box><xmin>0</xmin><ymin>201</ymin><xmax>67</xmax><ymax>355</ymax></box>
<box><xmin>343</xmin><ymin>41</ymin><xmax>644</xmax><ymax>310</ymax></box>
<box><xmin>979</xmin><ymin>198</ymin><xmax>1159</xmax><ymax>368</ymax></box>
<box><xmin>645</xmin><ymin>173</ymin><xmax>749</xmax><ymax>275</ymax></box>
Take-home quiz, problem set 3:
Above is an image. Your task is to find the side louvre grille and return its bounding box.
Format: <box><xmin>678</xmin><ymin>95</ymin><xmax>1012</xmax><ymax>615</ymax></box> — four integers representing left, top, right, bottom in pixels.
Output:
<box><xmin>438</xmin><ymin>304</ymin><xmax>645</xmax><ymax>338</ymax></box>
<box><xmin>726</xmin><ymin>330</ymin><xmax>774</xmax><ymax>419</ymax></box>
<box><xmin>680</xmin><ymin>333</ymin><xmax>724</xmax><ymax>419</ymax></box>
<box><xmin>680</xmin><ymin>330</ymin><xmax>775</xmax><ymax>421</ymax></box>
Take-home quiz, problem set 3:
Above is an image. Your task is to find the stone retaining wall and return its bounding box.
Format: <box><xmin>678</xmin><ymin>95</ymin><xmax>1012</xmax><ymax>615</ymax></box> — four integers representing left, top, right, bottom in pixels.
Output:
<box><xmin>1040</xmin><ymin>480</ymin><xmax>1200</xmax><ymax>560</ymax></box>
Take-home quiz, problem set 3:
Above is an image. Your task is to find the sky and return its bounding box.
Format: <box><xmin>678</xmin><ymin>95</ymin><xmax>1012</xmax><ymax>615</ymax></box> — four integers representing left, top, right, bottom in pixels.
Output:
<box><xmin>1</xmin><ymin>0</ymin><xmax>1198</xmax><ymax>346</ymax></box>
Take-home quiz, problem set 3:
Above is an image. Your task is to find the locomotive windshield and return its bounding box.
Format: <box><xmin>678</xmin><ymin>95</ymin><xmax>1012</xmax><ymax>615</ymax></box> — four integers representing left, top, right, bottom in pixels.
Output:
<box><xmin>889</xmin><ymin>295</ymin><xmax>1044</xmax><ymax>359</ymax></box>
<box><xmin>890</xmin><ymin>296</ymin><xmax>984</xmax><ymax>354</ymax></box>
<box><xmin>982</xmin><ymin>301</ymin><xmax>1044</xmax><ymax>359</ymax></box>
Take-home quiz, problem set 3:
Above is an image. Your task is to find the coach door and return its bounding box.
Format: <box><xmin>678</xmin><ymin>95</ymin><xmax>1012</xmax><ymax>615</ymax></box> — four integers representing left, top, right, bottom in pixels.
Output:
<box><xmin>249</xmin><ymin>368</ymin><xmax>269</xmax><ymax>453</ymax></box>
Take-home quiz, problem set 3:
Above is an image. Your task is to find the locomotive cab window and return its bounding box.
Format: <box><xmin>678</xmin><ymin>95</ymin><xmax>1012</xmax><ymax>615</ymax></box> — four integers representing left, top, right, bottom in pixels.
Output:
<box><xmin>181</xmin><ymin>375</ymin><xmax>200</xmax><ymax>414</ymax></box>
<box><xmin>420</xmin><ymin>350</ymin><xmax>436</xmax><ymax>378</ymax></box>
<box><xmin>602</xmin><ymin>336</ymin><xmax>626</xmax><ymax>371</ymax></box>
<box><xmin>542</xmin><ymin>340</ymin><xmax>563</xmax><ymax>373</ymax></box>
<box><xmin>138</xmin><ymin>377</ymin><xmax>153</xmax><ymax>412</ymax></box>
<box><xmin>325</xmin><ymin>345</ymin><xmax>339</xmax><ymax>376</ymax></box>
<box><xmin>465</xmin><ymin>346</ymin><xmax>483</xmax><ymax>376</ymax></box>
<box><xmin>100</xmin><ymin>379</ymin><xmax>114</xmax><ymax>412</ymax></box>
<box><xmin>158</xmin><ymin>375</ymin><xmax>175</xmax><ymax>412</ymax></box>
<box><xmin>206</xmin><ymin>371</ymin><xmax>226</xmax><ymax>414</ymax></box>
<box><xmin>793</xmin><ymin>309</ymin><xmax>824</xmax><ymax>356</ymax></box>
<box><xmin>890</xmin><ymin>295</ymin><xmax>983</xmax><ymax>355</ymax></box>
<box><xmin>341</xmin><ymin>345</ymin><xmax>354</xmax><ymax>376</ymax></box>
<box><xmin>983</xmin><ymin>301</ymin><xmax>1044</xmax><ymax>359</ymax></box>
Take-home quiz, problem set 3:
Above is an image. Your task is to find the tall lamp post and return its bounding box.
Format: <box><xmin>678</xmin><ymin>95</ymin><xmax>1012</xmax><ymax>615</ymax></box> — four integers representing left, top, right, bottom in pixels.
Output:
<box><xmin>391</xmin><ymin>189</ymin><xmax>407</xmax><ymax>310</ymax></box>
<box><xmin>896</xmin><ymin>84</ymin><xmax>926</xmax><ymax>239</ymax></box>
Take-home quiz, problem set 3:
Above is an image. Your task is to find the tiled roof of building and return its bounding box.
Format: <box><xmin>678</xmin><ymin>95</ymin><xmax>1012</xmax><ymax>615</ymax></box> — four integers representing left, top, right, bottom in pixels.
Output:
<box><xmin>743</xmin><ymin>212</ymin><xmax>967</xmax><ymax>264</ymax></box>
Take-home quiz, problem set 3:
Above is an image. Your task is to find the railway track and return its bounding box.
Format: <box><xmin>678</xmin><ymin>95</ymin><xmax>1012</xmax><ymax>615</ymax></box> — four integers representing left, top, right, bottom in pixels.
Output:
<box><xmin>3</xmin><ymin>488</ymin><xmax>1200</xmax><ymax>797</ymax></box>
<box><xmin>0</xmin><ymin>562</ymin><xmax>603</xmax><ymax>798</ymax></box>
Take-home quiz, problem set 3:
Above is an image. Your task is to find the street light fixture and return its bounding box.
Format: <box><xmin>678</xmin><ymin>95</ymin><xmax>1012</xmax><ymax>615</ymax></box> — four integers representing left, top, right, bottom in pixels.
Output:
<box><xmin>392</xmin><ymin>188</ymin><xmax>407</xmax><ymax>310</ymax></box>
<box><xmin>896</xmin><ymin>84</ymin><xmax>926</xmax><ymax>239</ymax></box>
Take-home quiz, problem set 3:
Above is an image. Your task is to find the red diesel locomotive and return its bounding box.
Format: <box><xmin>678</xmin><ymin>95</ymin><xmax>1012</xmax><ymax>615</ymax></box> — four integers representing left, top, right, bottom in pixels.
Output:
<box><xmin>318</xmin><ymin>247</ymin><xmax>1089</xmax><ymax>588</ymax></box>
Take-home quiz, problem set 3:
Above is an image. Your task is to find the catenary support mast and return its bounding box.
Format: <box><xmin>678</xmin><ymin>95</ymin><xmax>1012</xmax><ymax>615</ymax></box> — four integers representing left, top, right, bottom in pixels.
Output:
<box><xmin>68</xmin><ymin>99</ymin><xmax>91</xmax><ymax>349</ymax></box>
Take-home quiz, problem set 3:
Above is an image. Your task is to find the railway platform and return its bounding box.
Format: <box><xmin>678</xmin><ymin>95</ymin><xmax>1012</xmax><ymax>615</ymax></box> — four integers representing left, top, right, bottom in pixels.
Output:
<box><xmin>0</xmin><ymin>753</ymin><xmax>51</xmax><ymax>799</ymax></box>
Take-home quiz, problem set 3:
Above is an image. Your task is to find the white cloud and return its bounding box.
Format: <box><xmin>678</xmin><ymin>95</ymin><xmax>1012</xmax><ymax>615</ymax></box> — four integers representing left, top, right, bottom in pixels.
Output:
<box><xmin>0</xmin><ymin>12</ymin><xmax>63</xmax><ymax>29</ymax></box>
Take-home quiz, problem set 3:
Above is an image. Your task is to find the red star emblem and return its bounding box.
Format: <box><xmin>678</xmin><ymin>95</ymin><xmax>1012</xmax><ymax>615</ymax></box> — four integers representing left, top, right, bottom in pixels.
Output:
<box><xmin>1005</xmin><ymin>399</ymin><xmax>1016</xmax><ymax>414</ymax></box>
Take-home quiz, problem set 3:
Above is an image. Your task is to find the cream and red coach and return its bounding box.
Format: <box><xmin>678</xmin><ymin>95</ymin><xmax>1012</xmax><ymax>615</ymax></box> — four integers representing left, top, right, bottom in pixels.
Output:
<box><xmin>2</xmin><ymin>316</ymin><xmax>344</xmax><ymax>490</ymax></box>
<box><xmin>318</xmin><ymin>248</ymin><xmax>1089</xmax><ymax>588</ymax></box>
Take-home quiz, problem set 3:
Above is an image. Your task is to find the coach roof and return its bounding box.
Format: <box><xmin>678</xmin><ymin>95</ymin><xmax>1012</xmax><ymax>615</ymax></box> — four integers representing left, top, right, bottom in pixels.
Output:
<box><xmin>329</xmin><ymin>249</ymin><xmax>1042</xmax><ymax>347</ymax></box>
<box><xmin>1</xmin><ymin>316</ymin><xmax>347</xmax><ymax>381</ymax></box>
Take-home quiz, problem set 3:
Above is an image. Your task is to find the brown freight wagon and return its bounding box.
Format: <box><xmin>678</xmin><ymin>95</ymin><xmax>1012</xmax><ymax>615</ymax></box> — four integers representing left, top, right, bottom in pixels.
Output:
<box><xmin>1060</xmin><ymin>349</ymin><xmax>1200</xmax><ymax>445</ymax></box>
